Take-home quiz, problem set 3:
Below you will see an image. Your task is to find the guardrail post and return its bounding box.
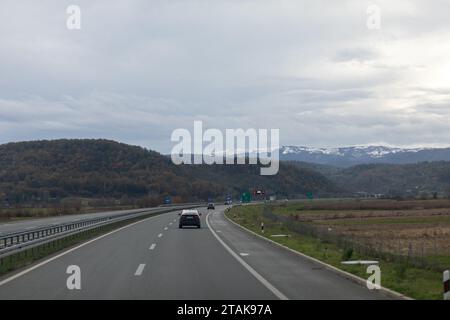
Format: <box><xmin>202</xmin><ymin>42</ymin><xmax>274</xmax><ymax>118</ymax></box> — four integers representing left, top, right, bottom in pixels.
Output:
<box><xmin>1</xmin><ymin>205</ymin><xmax>200</xmax><ymax>258</ymax></box>
<box><xmin>444</xmin><ymin>270</ymin><xmax>450</xmax><ymax>300</ymax></box>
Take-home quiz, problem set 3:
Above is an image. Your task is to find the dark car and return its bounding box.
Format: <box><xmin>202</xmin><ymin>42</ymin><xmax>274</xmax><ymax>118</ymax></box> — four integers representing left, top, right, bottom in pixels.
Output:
<box><xmin>207</xmin><ymin>203</ymin><xmax>215</xmax><ymax>210</ymax></box>
<box><xmin>179</xmin><ymin>210</ymin><xmax>201</xmax><ymax>228</ymax></box>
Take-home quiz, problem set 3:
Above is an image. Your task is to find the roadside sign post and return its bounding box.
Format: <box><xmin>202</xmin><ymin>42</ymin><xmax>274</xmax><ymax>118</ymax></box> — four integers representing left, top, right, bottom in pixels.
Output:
<box><xmin>241</xmin><ymin>192</ymin><xmax>251</xmax><ymax>203</ymax></box>
<box><xmin>261</xmin><ymin>222</ymin><xmax>264</xmax><ymax>233</ymax></box>
<box><xmin>163</xmin><ymin>196</ymin><xmax>172</xmax><ymax>205</ymax></box>
<box><xmin>444</xmin><ymin>270</ymin><xmax>450</xmax><ymax>300</ymax></box>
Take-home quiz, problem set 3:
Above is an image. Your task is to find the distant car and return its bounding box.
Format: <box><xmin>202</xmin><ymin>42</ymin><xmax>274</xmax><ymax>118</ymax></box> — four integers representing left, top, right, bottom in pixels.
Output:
<box><xmin>207</xmin><ymin>203</ymin><xmax>215</xmax><ymax>210</ymax></box>
<box><xmin>179</xmin><ymin>209</ymin><xmax>201</xmax><ymax>228</ymax></box>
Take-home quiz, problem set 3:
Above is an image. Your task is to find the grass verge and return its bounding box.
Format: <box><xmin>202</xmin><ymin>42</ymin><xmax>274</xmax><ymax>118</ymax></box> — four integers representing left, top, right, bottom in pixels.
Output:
<box><xmin>226</xmin><ymin>204</ymin><xmax>445</xmax><ymax>300</ymax></box>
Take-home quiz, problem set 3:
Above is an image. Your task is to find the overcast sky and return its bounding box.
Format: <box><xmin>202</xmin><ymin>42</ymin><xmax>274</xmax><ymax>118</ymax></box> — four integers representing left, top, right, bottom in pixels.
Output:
<box><xmin>1</xmin><ymin>0</ymin><xmax>450</xmax><ymax>153</ymax></box>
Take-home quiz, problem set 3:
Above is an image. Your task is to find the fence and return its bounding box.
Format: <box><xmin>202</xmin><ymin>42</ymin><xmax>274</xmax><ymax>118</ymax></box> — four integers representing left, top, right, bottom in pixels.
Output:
<box><xmin>0</xmin><ymin>204</ymin><xmax>202</xmax><ymax>276</ymax></box>
<box><xmin>0</xmin><ymin>204</ymin><xmax>202</xmax><ymax>258</ymax></box>
<box><xmin>261</xmin><ymin>205</ymin><xmax>449</xmax><ymax>272</ymax></box>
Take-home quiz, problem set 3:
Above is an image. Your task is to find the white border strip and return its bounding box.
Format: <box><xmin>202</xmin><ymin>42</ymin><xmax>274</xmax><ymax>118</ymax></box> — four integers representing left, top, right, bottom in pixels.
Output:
<box><xmin>224</xmin><ymin>209</ymin><xmax>412</xmax><ymax>300</ymax></box>
<box><xmin>0</xmin><ymin>213</ymin><xmax>166</xmax><ymax>287</ymax></box>
<box><xmin>134</xmin><ymin>264</ymin><xmax>146</xmax><ymax>276</ymax></box>
<box><xmin>206</xmin><ymin>212</ymin><xmax>288</xmax><ymax>300</ymax></box>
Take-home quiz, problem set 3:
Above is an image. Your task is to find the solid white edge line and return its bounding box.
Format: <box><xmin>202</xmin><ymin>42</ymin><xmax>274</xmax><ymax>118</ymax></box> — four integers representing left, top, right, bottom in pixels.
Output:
<box><xmin>134</xmin><ymin>264</ymin><xmax>146</xmax><ymax>276</ymax></box>
<box><xmin>224</xmin><ymin>210</ymin><xmax>412</xmax><ymax>300</ymax></box>
<box><xmin>0</xmin><ymin>213</ymin><xmax>164</xmax><ymax>287</ymax></box>
<box><xmin>206</xmin><ymin>212</ymin><xmax>288</xmax><ymax>300</ymax></box>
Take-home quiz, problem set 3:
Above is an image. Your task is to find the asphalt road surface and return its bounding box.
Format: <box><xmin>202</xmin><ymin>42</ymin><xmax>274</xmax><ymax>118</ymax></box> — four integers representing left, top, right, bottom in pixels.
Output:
<box><xmin>0</xmin><ymin>206</ymin><xmax>391</xmax><ymax>299</ymax></box>
<box><xmin>0</xmin><ymin>206</ymin><xmax>188</xmax><ymax>236</ymax></box>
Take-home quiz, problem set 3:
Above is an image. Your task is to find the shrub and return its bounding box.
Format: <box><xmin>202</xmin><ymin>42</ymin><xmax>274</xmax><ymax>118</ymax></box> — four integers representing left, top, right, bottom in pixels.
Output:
<box><xmin>394</xmin><ymin>262</ymin><xmax>408</xmax><ymax>279</ymax></box>
<box><xmin>342</xmin><ymin>247</ymin><xmax>354</xmax><ymax>261</ymax></box>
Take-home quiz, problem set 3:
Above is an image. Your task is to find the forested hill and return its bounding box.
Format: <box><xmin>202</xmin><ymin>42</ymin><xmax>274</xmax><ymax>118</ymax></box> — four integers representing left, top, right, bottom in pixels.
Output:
<box><xmin>290</xmin><ymin>161</ymin><xmax>450</xmax><ymax>197</ymax></box>
<box><xmin>0</xmin><ymin>139</ymin><xmax>337</xmax><ymax>205</ymax></box>
<box><xmin>327</xmin><ymin>162</ymin><xmax>450</xmax><ymax>197</ymax></box>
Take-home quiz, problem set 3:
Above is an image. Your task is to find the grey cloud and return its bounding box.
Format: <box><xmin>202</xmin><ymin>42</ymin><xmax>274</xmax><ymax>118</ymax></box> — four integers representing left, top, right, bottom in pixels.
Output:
<box><xmin>1</xmin><ymin>0</ymin><xmax>450</xmax><ymax>152</ymax></box>
<box><xmin>334</xmin><ymin>48</ymin><xmax>379</xmax><ymax>63</ymax></box>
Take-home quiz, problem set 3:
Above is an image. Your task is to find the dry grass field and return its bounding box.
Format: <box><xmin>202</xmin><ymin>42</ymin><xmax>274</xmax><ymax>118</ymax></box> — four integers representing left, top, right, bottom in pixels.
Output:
<box><xmin>274</xmin><ymin>199</ymin><xmax>450</xmax><ymax>257</ymax></box>
<box><xmin>228</xmin><ymin>199</ymin><xmax>450</xmax><ymax>299</ymax></box>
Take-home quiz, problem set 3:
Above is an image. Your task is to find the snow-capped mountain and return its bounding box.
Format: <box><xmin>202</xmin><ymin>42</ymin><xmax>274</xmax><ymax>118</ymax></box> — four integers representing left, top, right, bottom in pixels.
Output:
<box><xmin>278</xmin><ymin>145</ymin><xmax>450</xmax><ymax>167</ymax></box>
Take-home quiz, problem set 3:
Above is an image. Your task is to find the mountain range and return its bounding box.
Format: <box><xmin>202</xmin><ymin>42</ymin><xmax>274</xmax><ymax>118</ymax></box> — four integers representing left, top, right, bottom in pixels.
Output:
<box><xmin>278</xmin><ymin>145</ymin><xmax>450</xmax><ymax>167</ymax></box>
<box><xmin>2</xmin><ymin>140</ymin><xmax>450</xmax><ymax>208</ymax></box>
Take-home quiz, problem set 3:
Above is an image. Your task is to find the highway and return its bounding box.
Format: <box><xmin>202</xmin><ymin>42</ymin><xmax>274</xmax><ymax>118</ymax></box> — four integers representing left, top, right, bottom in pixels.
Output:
<box><xmin>0</xmin><ymin>206</ymin><xmax>190</xmax><ymax>236</ymax></box>
<box><xmin>0</xmin><ymin>206</ymin><xmax>391</xmax><ymax>299</ymax></box>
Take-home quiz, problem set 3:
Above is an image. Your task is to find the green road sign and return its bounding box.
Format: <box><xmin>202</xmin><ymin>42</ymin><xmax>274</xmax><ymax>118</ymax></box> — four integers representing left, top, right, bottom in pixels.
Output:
<box><xmin>306</xmin><ymin>192</ymin><xmax>314</xmax><ymax>199</ymax></box>
<box><xmin>241</xmin><ymin>192</ymin><xmax>252</xmax><ymax>203</ymax></box>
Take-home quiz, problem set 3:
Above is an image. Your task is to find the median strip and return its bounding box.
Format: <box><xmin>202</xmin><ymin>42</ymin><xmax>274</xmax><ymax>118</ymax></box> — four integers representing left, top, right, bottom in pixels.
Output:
<box><xmin>0</xmin><ymin>204</ymin><xmax>202</xmax><ymax>278</ymax></box>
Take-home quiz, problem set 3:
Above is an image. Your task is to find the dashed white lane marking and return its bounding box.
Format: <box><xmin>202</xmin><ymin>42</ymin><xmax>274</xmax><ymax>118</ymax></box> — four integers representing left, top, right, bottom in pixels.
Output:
<box><xmin>158</xmin><ymin>233</ymin><xmax>163</xmax><ymax>238</ymax></box>
<box><xmin>0</xmin><ymin>213</ymin><xmax>165</xmax><ymax>288</ymax></box>
<box><xmin>149</xmin><ymin>243</ymin><xmax>156</xmax><ymax>250</ymax></box>
<box><xmin>240</xmin><ymin>253</ymin><xmax>249</xmax><ymax>256</ymax></box>
<box><xmin>206</xmin><ymin>212</ymin><xmax>288</xmax><ymax>301</ymax></box>
<box><xmin>169</xmin><ymin>222</ymin><xmax>173</xmax><ymax>225</ymax></box>
<box><xmin>164</xmin><ymin>227</ymin><xmax>168</xmax><ymax>230</ymax></box>
<box><xmin>134</xmin><ymin>264</ymin><xmax>146</xmax><ymax>276</ymax></box>
<box><xmin>216</xmin><ymin>230</ymin><xmax>222</xmax><ymax>233</ymax></box>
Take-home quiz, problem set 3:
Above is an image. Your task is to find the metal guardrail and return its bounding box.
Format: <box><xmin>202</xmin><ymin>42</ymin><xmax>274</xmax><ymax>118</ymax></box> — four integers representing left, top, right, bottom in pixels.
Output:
<box><xmin>0</xmin><ymin>204</ymin><xmax>203</xmax><ymax>257</ymax></box>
